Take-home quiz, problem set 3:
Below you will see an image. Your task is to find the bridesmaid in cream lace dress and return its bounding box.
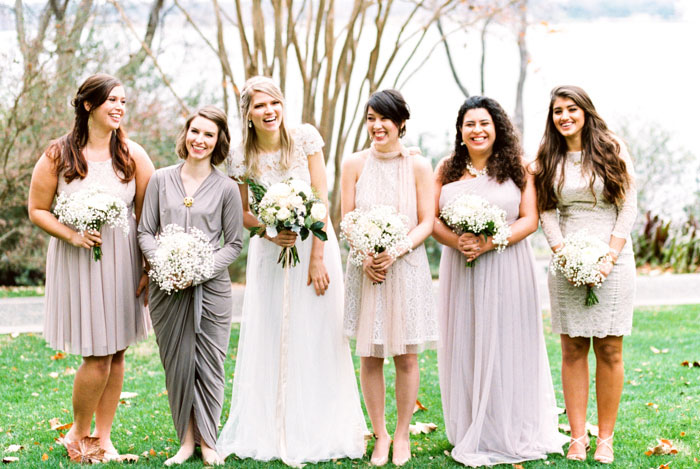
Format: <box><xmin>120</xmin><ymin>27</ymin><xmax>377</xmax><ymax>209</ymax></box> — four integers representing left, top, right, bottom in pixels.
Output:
<box><xmin>433</xmin><ymin>96</ymin><xmax>566</xmax><ymax>467</ymax></box>
<box><xmin>27</xmin><ymin>74</ymin><xmax>153</xmax><ymax>460</ymax></box>
<box><xmin>534</xmin><ymin>86</ymin><xmax>637</xmax><ymax>464</ymax></box>
<box><xmin>341</xmin><ymin>89</ymin><xmax>437</xmax><ymax>466</ymax></box>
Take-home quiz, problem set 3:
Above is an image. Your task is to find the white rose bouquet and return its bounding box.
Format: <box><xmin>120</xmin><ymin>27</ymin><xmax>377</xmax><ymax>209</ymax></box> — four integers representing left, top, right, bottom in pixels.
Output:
<box><xmin>439</xmin><ymin>193</ymin><xmax>511</xmax><ymax>267</ymax></box>
<box><xmin>550</xmin><ymin>231</ymin><xmax>611</xmax><ymax>306</ymax></box>
<box><xmin>247</xmin><ymin>178</ymin><xmax>328</xmax><ymax>268</ymax></box>
<box><xmin>53</xmin><ymin>186</ymin><xmax>130</xmax><ymax>262</ymax></box>
<box><xmin>147</xmin><ymin>224</ymin><xmax>215</xmax><ymax>295</ymax></box>
<box><xmin>340</xmin><ymin>205</ymin><xmax>412</xmax><ymax>269</ymax></box>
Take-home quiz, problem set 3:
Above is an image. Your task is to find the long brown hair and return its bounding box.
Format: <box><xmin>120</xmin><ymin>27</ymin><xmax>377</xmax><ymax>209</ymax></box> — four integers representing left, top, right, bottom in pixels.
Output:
<box><xmin>239</xmin><ymin>76</ymin><xmax>294</xmax><ymax>178</ymax></box>
<box><xmin>46</xmin><ymin>73</ymin><xmax>135</xmax><ymax>183</ymax></box>
<box><xmin>439</xmin><ymin>96</ymin><xmax>525</xmax><ymax>190</ymax></box>
<box><xmin>175</xmin><ymin>106</ymin><xmax>231</xmax><ymax>166</ymax></box>
<box><xmin>534</xmin><ymin>85</ymin><xmax>629</xmax><ymax>211</ymax></box>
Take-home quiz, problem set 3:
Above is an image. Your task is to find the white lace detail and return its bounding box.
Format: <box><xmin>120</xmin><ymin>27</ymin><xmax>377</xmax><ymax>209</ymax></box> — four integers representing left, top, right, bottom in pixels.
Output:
<box><xmin>225</xmin><ymin>124</ymin><xmax>324</xmax><ymax>186</ymax></box>
<box><xmin>57</xmin><ymin>159</ymin><xmax>135</xmax><ymax>213</ymax></box>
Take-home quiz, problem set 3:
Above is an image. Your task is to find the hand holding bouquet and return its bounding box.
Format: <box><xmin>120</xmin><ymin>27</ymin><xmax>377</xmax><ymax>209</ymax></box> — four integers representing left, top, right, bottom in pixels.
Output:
<box><xmin>439</xmin><ymin>193</ymin><xmax>511</xmax><ymax>267</ymax></box>
<box><xmin>550</xmin><ymin>231</ymin><xmax>611</xmax><ymax>306</ymax></box>
<box><xmin>147</xmin><ymin>224</ymin><xmax>215</xmax><ymax>294</ymax></box>
<box><xmin>247</xmin><ymin>178</ymin><xmax>328</xmax><ymax>268</ymax></box>
<box><xmin>340</xmin><ymin>205</ymin><xmax>412</xmax><ymax>273</ymax></box>
<box><xmin>53</xmin><ymin>186</ymin><xmax>130</xmax><ymax>261</ymax></box>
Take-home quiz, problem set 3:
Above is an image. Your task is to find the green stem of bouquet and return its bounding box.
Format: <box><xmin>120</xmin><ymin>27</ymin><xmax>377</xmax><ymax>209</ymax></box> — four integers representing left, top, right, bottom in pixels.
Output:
<box><xmin>585</xmin><ymin>286</ymin><xmax>599</xmax><ymax>306</ymax></box>
<box><xmin>278</xmin><ymin>246</ymin><xmax>300</xmax><ymax>268</ymax></box>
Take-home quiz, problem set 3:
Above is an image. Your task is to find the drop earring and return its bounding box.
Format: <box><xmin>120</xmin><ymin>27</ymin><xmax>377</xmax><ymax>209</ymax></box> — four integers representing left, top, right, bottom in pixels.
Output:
<box><xmin>460</xmin><ymin>141</ymin><xmax>465</xmax><ymax>146</ymax></box>
<box><xmin>248</xmin><ymin>120</ymin><xmax>253</xmax><ymax>128</ymax></box>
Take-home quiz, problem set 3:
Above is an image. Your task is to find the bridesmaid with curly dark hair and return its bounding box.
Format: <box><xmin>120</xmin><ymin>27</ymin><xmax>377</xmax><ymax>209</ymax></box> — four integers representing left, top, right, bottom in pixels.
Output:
<box><xmin>534</xmin><ymin>86</ymin><xmax>636</xmax><ymax>464</ymax></box>
<box><xmin>433</xmin><ymin>96</ymin><xmax>567</xmax><ymax>466</ymax></box>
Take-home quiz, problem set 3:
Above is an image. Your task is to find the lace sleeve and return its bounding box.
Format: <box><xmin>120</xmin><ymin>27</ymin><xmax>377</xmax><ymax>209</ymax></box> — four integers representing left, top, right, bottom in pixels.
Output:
<box><xmin>540</xmin><ymin>208</ymin><xmax>564</xmax><ymax>248</ymax></box>
<box><xmin>611</xmin><ymin>141</ymin><xmax>637</xmax><ymax>239</ymax></box>
<box><xmin>225</xmin><ymin>146</ymin><xmax>246</xmax><ymax>182</ymax></box>
<box><xmin>295</xmin><ymin>124</ymin><xmax>324</xmax><ymax>157</ymax></box>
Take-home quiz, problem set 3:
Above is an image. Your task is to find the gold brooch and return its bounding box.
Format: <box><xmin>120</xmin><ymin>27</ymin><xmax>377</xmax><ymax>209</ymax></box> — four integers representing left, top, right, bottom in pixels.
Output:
<box><xmin>183</xmin><ymin>197</ymin><xmax>194</xmax><ymax>207</ymax></box>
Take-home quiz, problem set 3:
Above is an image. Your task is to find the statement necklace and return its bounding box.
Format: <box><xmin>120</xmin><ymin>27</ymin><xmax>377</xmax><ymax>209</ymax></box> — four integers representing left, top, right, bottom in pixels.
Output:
<box><xmin>466</xmin><ymin>161</ymin><xmax>488</xmax><ymax>178</ymax></box>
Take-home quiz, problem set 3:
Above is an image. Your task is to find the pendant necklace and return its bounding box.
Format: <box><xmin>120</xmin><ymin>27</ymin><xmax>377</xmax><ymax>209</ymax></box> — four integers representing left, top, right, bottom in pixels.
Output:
<box><xmin>466</xmin><ymin>161</ymin><xmax>488</xmax><ymax>178</ymax></box>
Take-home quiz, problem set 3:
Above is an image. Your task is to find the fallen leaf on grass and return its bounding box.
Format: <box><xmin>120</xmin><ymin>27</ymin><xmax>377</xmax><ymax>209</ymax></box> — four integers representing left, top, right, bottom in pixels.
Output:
<box><xmin>513</xmin><ymin>465</ymin><xmax>524</xmax><ymax>469</ymax></box>
<box><xmin>48</xmin><ymin>372</ymin><xmax>59</xmax><ymax>379</ymax></box>
<box><xmin>118</xmin><ymin>453</ymin><xmax>139</xmax><ymax>463</ymax></box>
<box><xmin>3</xmin><ymin>446</ymin><xmax>22</xmax><ymax>454</ymax></box>
<box><xmin>645</xmin><ymin>439</ymin><xmax>678</xmax><ymax>456</ymax></box>
<box><xmin>10</xmin><ymin>332</ymin><xmax>19</xmax><ymax>339</ymax></box>
<box><xmin>646</xmin><ymin>402</ymin><xmax>659</xmax><ymax>411</ymax></box>
<box><xmin>120</xmin><ymin>392</ymin><xmax>138</xmax><ymax>399</ymax></box>
<box><xmin>413</xmin><ymin>399</ymin><xmax>427</xmax><ymax>414</ymax></box>
<box><xmin>680</xmin><ymin>361</ymin><xmax>700</xmax><ymax>367</ymax></box>
<box><xmin>50</xmin><ymin>352</ymin><xmax>66</xmax><ymax>360</ymax></box>
<box><xmin>3</xmin><ymin>456</ymin><xmax>19</xmax><ymax>463</ymax></box>
<box><xmin>64</xmin><ymin>367</ymin><xmax>76</xmax><ymax>376</ymax></box>
<box><xmin>408</xmin><ymin>422</ymin><xmax>437</xmax><ymax>435</ymax></box>
<box><xmin>650</xmin><ymin>346</ymin><xmax>669</xmax><ymax>354</ymax></box>
<box><xmin>66</xmin><ymin>437</ymin><xmax>104</xmax><ymax>464</ymax></box>
<box><xmin>49</xmin><ymin>418</ymin><xmax>72</xmax><ymax>431</ymax></box>
<box><xmin>41</xmin><ymin>453</ymin><xmax>48</xmax><ymax>461</ymax></box>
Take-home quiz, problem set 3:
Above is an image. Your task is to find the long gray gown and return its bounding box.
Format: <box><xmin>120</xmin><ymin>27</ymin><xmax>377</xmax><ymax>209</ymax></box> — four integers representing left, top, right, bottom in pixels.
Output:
<box><xmin>438</xmin><ymin>175</ymin><xmax>567</xmax><ymax>467</ymax></box>
<box><xmin>137</xmin><ymin>163</ymin><xmax>243</xmax><ymax>449</ymax></box>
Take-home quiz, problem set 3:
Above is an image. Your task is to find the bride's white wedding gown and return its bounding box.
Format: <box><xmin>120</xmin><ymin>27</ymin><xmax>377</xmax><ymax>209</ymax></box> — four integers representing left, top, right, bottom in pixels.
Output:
<box><xmin>217</xmin><ymin>124</ymin><xmax>368</xmax><ymax>465</ymax></box>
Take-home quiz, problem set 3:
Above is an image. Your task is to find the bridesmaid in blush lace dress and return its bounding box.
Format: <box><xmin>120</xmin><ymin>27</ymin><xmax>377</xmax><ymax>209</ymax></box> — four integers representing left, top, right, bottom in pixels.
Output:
<box><xmin>534</xmin><ymin>86</ymin><xmax>637</xmax><ymax>464</ymax></box>
<box><xmin>341</xmin><ymin>89</ymin><xmax>437</xmax><ymax>466</ymax></box>
<box><xmin>28</xmin><ymin>74</ymin><xmax>154</xmax><ymax>460</ymax></box>
<box><xmin>433</xmin><ymin>96</ymin><xmax>567</xmax><ymax>467</ymax></box>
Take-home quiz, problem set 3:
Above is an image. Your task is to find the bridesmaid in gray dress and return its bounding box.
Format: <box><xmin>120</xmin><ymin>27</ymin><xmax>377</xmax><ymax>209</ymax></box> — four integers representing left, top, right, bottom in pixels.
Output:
<box><xmin>138</xmin><ymin>106</ymin><xmax>243</xmax><ymax>466</ymax></box>
<box><xmin>534</xmin><ymin>86</ymin><xmax>637</xmax><ymax>464</ymax></box>
<box><xmin>28</xmin><ymin>74</ymin><xmax>153</xmax><ymax>460</ymax></box>
<box><xmin>433</xmin><ymin>96</ymin><xmax>567</xmax><ymax>467</ymax></box>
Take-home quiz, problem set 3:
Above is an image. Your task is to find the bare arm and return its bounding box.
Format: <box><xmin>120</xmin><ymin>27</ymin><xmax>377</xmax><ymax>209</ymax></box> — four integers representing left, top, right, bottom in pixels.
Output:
<box><xmin>431</xmin><ymin>157</ymin><xmax>460</xmax><ymax>250</ymax></box>
<box><xmin>307</xmin><ymin>150</ymin><xmax>330</xmax><ymax>295</ymax></box>
<box><xmin>408</xmin><ymin>155</ymin><xmax>436</xmax><ymax>248</ymax></box>
<box><xmin>128</xmin><ymin>140</ymin><xmax>156</xmax><ymax>223</ymax></box>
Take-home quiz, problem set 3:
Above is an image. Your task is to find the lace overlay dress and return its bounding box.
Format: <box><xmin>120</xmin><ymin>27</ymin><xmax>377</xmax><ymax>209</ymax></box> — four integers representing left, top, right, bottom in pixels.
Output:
<box><xmin>217</xmin><ymin>124</ymin><xmax>368</xmax><ymax>465</ymax></box>
<box><xmin>343</xmin><ymin>145</ymin><xmax>438</xmax><ymax>358</ymax></box>
<box><xmin>540</xmin><ymin>149</ymin><xmax>637</xmax><ymax>337</ymax></box>
<box><xmin>43</xmin><ymin>159</ymin><xmax>149</xmax><ymax>357</ymax></box>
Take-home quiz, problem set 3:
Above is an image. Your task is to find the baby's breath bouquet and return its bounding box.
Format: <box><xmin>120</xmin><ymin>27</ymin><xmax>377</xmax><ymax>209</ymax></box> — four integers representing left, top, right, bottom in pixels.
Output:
<box><xmin>550</xmin><ymin>231</ymin><xmax>610</xmax><ymax>306</ymax></box>
<box><xmin>247</xmin><ymin>178</ymin><xmax>328</xmax><ymax>268</ymax></box>
<box><xmin>340</xmin><ymin>205</ymin><xmax>412</xmax><ymax>268</ymax></box>
<box><xmin>53</xmin><ymin>186</ymin><xmax>130</xmax><ymax>261</ymax></box>
<box><xmin>147</xmin><ymin>224</ymin><xmax>214</xmax><ymax>294</ymax></box>
<box><xmin>439</xmin><ymin>193</ymin><xmax>511</xmax><ymax>267</ymax></box>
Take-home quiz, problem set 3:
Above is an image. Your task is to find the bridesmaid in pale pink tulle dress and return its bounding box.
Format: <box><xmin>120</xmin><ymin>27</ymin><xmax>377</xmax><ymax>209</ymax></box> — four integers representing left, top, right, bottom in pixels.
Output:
<box><xmin>433</xmin><ymin>96</ymin><xmax>567</xmax><ymax>467</ymax></box>
<box><xmin>28</xmin><ymin>74</ymin><xmax>154</xmax><ymax>460</ymax></box>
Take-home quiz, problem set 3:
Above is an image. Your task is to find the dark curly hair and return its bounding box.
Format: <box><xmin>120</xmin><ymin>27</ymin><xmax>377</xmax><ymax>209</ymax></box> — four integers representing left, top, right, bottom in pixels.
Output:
<box><xmin>534</xmin><ymin>85</ymin><xmax>629</xmax><ymax>212</ymax></box>
<box><xmin>46</xmin><ymin>73</ymin><xmax>134</xmax><ymax>184</ymax></box>
<box><xmin>439</xmin><ymin>96</ymin><xmax>525</xmax><ymax>190</ymax></box>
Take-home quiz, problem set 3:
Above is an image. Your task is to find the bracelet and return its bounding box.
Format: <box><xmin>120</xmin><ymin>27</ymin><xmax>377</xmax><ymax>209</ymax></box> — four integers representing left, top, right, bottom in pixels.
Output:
<box><xmin>608</xmin><ymin>248</ymin><xmax>619</xmax><ymax>263</ymax></box>
<box><xmin>602</xmin><ymin>253</ymin><xmax>615</xmax><ymax>265</ymax></box>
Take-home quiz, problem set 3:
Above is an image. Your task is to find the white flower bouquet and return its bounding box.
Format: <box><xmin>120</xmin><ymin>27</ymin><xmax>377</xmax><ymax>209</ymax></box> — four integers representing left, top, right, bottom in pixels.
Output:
<box><xmin>550</xmin><ymin>231</ymin><xmax>610</xmax><ymax>306</ymax></box>
<box><xmin>147</xmin><ymin>224</ymin><xmax>215</xmax><ymax>294</ymax></box>
<box><xmin>53</xmin><ymin>186</ymin><xmax>130</xmax><ymax>261</ymax></box>
<box><xmin>439</xmin><ymin>193</ymin><xmax>511</xmax><ymax>267</ymax></box>
<box><xmin>340</xmin><ymin>205</ymin><xmax>412</xmax><ymax>268</ymax></box>
<box><xmin>247</xmin><ymin>178</ymin><xmax>328</xmax><ymax>268</ymax></box>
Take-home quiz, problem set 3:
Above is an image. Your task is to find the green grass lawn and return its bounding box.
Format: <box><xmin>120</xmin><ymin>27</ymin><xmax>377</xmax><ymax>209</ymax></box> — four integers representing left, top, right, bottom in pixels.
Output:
<box><xmin>1</xmin><ymin>305</ymin><xmax>699</xmax><ymax>468</ymax></box>
<box><xmin>0</xmin><ymin>286</ymin><xmax>45</xmax><ymax>298</ymax></box>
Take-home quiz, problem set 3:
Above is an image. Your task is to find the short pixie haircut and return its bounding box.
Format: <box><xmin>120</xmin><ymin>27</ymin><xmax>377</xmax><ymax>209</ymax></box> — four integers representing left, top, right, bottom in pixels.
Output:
<box><xmin>364</xmin><ymin>89</ymin><xmax>411</xmax><ymax>138</ymax></box>
<box><xmin>176</xmin><ymin>105</ymin><xmax>231</xmax><ymax>166</ymax></box>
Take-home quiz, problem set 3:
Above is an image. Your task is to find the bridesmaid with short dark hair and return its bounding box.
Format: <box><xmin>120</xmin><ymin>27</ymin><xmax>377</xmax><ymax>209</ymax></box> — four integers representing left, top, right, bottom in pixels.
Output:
<box><xmin>137</xmin><ymin>105</ymin><xmax>243</xmax><ymax>466</ymax></box>
<box><xmin>433</xmin><ymin>96</ymin><xmax>567</xmax><ymax>467</ymax></box>
<box><xmin>534</xmin><ymin>85</ymin><xmax>637</xmax><ymax>464</ymax></box>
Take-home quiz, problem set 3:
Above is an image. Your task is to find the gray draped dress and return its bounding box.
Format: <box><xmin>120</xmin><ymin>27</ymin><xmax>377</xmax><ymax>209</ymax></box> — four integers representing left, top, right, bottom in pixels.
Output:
<box><xmin>137</xmin><ymin>163</ymin><xmax>243</xmax><ymax>449</ymax></box>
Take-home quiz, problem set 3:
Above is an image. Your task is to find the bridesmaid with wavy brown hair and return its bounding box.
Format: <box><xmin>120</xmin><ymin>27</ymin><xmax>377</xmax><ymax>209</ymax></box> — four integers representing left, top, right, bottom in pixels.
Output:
<box><xmin>28</xmin><ymin>73</ymin><xmax>154</xmax><ymax>460</ymax></box>
<box><xmin>534</xmin><ymin>85</ymin><xmax>637</xmax><ymax>464</ymax></box>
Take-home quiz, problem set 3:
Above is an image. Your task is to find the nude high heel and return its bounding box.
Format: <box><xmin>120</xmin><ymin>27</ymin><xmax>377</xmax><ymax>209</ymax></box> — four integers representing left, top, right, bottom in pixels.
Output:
<box><xmin>566</xmin><ymin>434</ymin><xmax>590</xmax><ymax>461</ymax></box>
<box><xmin>594</xmin><ymin>433</ymin><xmax>614</xmax><ymax>464</ymax></box>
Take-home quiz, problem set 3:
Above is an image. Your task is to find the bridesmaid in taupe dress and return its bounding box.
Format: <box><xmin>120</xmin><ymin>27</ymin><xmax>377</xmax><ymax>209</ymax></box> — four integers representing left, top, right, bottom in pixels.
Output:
<box><xmin>28</xmin><ymin>74</ymin><xmax>154</xmax><ymax>460</ymax></box>
<box><xmin>535</xmin><ymin>86</ymin><xmax>637</xmax><ymax>464</ymax></box>
<box><xmin>137</xmin><ymin>106</ymin><xmax>243</xmax><ymax>466</ymax></box>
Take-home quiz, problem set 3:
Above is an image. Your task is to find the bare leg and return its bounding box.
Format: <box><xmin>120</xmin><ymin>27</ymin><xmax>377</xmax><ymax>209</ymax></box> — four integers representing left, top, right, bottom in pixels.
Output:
<box><xmin>64</xmin><ymin>355</ymin><xmax>112</xmax><ymax>443</ymax></box>
<box><xmin>593</xmin><ymin>336</ymin><xmax>624</xmax><ymax>462</ymax></box>
<box><xmin>164</xmin><ymin>415</ymin><xmax>195</xmax><ymax>466</ymax></box>
<box><xmin>560</xmin><ymin>335</ymin><xmax>591</xmax><ymax>459</ymax></box>
<box><xmin>360</xmin><ymin>356</ymin><xmax>390</xmax><ymax>465</ymax></box>
<box><xmin>92</xmin><ymin>350</ymin><xmax>126</xmax><ymax>457</ymax></box>
<box><xmin>392</xmin><ymin>354</ymin><xmax>419</xmax><ymax>466</ymax></box>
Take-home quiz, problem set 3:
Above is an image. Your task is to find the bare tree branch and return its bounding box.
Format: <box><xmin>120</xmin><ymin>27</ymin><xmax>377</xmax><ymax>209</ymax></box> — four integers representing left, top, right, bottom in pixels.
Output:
<box><xmin>117</xmin><ymin>0</ymin><xmax>165</xmax><ymax>80</ymax></box>
<box><xmin>513</xmin><ymin>0</ymin><xmax>528</xmax><ymax>135</ymax></box>
<box><xmin>436</xmin><ymin>16</ymin><xmax>469</xmax><ymax>98</ymax></box>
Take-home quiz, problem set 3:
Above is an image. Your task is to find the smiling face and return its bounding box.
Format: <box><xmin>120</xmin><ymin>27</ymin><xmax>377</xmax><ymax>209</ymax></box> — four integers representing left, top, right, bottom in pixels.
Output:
<box><xmin>248</xmin><ymin>91</ymin><xmax>283</xmax><ymax>133</ymax></box>
<box><xmin>366</xmin><ymin>106</ymin><xmax>401</xmax><ymax>146</ymax></box>
<box><xmin>88</xmin><ymin>85</ymin><xmax>126</xmax><ymax>131</ymax></box>
<box><xmin>552</xmin><ymin>96</ymin><xmax>585</xmax><ymax>141</ymax></box>
<box><xmin>461</xmin><ymin>107</ymin><xmax>496</xmax><ymax>157</ymax></box>
<box><xmin>185</xmin><ymin>116</ymin><xmax>219</xmax><ymax>162</ymax></box>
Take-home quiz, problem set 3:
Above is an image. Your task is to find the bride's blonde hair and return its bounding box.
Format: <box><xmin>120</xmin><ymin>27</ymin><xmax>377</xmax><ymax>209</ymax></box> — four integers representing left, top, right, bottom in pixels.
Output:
<box><xmin>239</xmin><ymin>76</ymin><xmax>294</xmax><ymax>178</ymax></box>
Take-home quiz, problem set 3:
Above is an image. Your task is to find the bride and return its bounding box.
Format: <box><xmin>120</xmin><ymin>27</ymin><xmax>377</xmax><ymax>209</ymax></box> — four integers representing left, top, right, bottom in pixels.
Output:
<box><xmin>217</xmin><ymin>76</ymin><xmax>368</xmax><ymax>465</ymax></box>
